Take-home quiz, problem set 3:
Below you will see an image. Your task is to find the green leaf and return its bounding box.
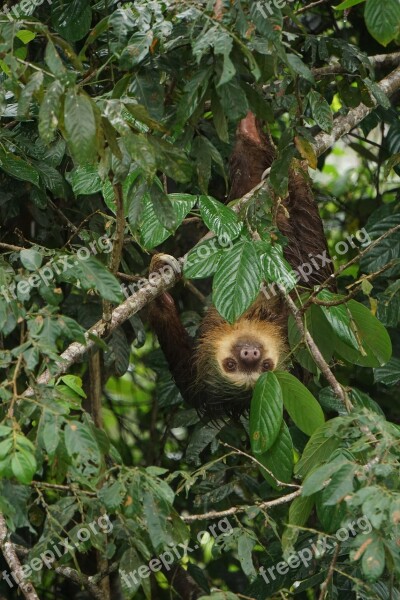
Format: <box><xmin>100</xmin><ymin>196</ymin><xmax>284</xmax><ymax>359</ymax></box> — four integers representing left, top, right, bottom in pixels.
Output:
<box><xmin>42</xmin><ymin>416</ymin><xmax>61</xmax><ymax>457</ymax></box>
<box><xmin>151</xmin><ymin>183</ymin><xmax>177</xmax><ymax>232</ymax></box>
<box><xmin>45</xmin><ymin>40</ymin><xmax>66</xmax><ymax>76</ymax></box>
<box><xmin>322</xmin><ymin>463</ymin><xmax>357</xmax><ymax>505</ymax></box>
<box><xmin>147</xmin><ymin>136</ymin><xmax>193</xmax><ymax>183</ymax></box>
<box><xmin>302</xmin><ymin>457</ymin><xmax>349</xmax><ymax>497</ymax></box>
<box><xmin>122</xmin><ymin>131</ymin><xmax>157</xmax><ymax>177</ymax></box>
<box><xmin>270</xmin><ymin>145</ymin><xmax>296</xmax><ymax>197</ymax></box>
<box><xmin>288</xmin><ymin>304</ymin><xmax>333</xmax><ymax>375</ymax></box>
<box><xmin>333</xmin><ymin>300</ymin><xmax>392</xmax><ymax>367</ymax></box>
<box><xmin>129</xmin><ymin>72</ymin><xmax>165</xmax><ymax>120</ymax></box>
<box><xmin>126</xmin><ymin>176</ymin><xmax>146</xmax><ymax>227</ymax></box>
<box><xmin>361</xmin><ymin>534</ymin><xmax>385</xmax><ymax>580</ymax></box>
<box><xmin>199</xmin><ymin>195</ymin><xmax>242</xmax><ymax>240</ymax></box>
<box><xmin>211</xmin><ymin>91</ymin><xmax>229</xmax><ymax>142</ymax></box>
<box><xmin>250</xmin><ymin>372</ymin><xmax>283</xmax><ymax>454</ymax></box>
<box><xmin>119</xmin><ymin>550</ymin><xmax>141</xmax><ymax>594</ymax></box>
<box><xmin>64</xmin><ymin>421</ymin><xmax>101</xmax><ymax>465</ymax></box>
<box><xmin>60</xmin><ymin>375</ymin><xmax>86</xmax><ymax>398</ymax></box>
<box><xmin>287</xmin><ymin>55</ymin><xmax>315</xmax><ymax>83</ymax></box>
<box><xmin>262</xmin><ymin>244</ymin><xmax>297</xmax><ymax>290</ymax></box>
<box><xmin>18</xmin><ymin>71</ymin><xmax>43</xmax><ymax>116</ymax></box>
<box><xmin>143</xmin><ymin>489</ymin><xmax>172</xmax><ymax>552</ymax></box>
<box><xmin>282</xmin><ymin>494</ymin><xmax>314</xmax><ymax>550</ymax></box>
<box><xmin>374</xmin><ymin>357</ymin><xmax>400</xmax><ymax>386</ymax></box>
<box><xmin>318</xmin><ymin>291</ymin><xmax>359</xmax><ymax>350</ymax></box>
<box><xmin>217</xmin><ymin>78</ymin><xmax>249</xmax><ymax>122</ymax></box>
<box><xmin>365</xmin><ymin>0</ymin><xmax>400</xmax><ymax>46</ymax></box>
<box><xmin>349</xmin><ymin>388</ymin><xmax>384</xmax><ymax>415</ymax></box>
<box><xmin>98</xmin><ymin>480</ymin><xmax>126</xmax><ymax>511</ymax></box>
<box><xmin>364</xmin><ymin>78</ymin><xmax>391</xmax><ymax>109</ymax></box>
<box><xmin>52</xmin><ymin>0</ymin><xmax>92</xmax><ymax>42</ymax></box>
<box><xmin>294</xmin><ymin>421</ymin><xmax>342</xmax><ymax>478</ymax></box>
<box><xmin>39</xmin><ymin>80</ymin><xmax>64</xmax><ymax>144</ymax></box>
<box><xmin>308</xmin><ymin>90</ymin><xmax>333</xmax><ymax>133</ymax></box>
<box><xmin>334</xmin><ymin>0</ymin><xmax>366</xmax><ymax>10</ymax></box>
<box><xmin>237</xmin><ymin>532</ymin><xmax>257</xmax><ymax>579</ymax></box>
<box><xmin>120</xmin><ymin>31</ymin><xmax>153</xmax><ymax>69</ymax></box>
<box><xmin>276</xmin><ymin>371</ymin><xmax>325</xmax><ymax>436</ymax></box>
<box><xmin>184</xmin><ymin>238</ymin><xmax>225</xmax><ymax>279</ymax></box>
<box><xmin>360</xmin><ymin>213</ymin><xmax>400</xmax><ymax>273</ymax></box>
<box><xmin>64</xmin><ymin>88</ymin><xmax>97</xmax><ymax>164</ymax></box>
<box><xmin>58</xmin><ymin>315</ymin><xmax>87</xmax><ymax>345</ymax></box>
<box><xmin>20</xmin><ymin>248</ymin><xmax>43</xmax><ymax>271</ymax></box>
<box><xmin>75</xmin><ymin>257</ymin><xmax>124</xmax><ymax>303</ymax></box>
<box><xmin>213</xmin><ymin>240</ymin><xmax>262</xmax><ymax>323</ymax></box>
<box><xmin>0</xmin><ymin>148</ymin><xmax>40</xmax><ymax>186</ymax></box>
<box><xmin>140</xmin><ymin>194</ymin><xmax>196</xmax><ymax>249</ymax></box>
<box><xmin>258</xmin><ymin>421</ymin><xmax>294</xmax><ymax>485</ymax></box>
<box><xmin>11</xmin><ymin>449</ymin><xmax>37</xmax><ymax>485</ymax></box>
<box><xmin>66</xmin><ymin>164</ymin><xmax>102</xmax><ymax>195</ymax></box>
<box><xmin>16</xmin><ymin>30</ymin><xmax>36</xmax><ymax>44</ymax></box>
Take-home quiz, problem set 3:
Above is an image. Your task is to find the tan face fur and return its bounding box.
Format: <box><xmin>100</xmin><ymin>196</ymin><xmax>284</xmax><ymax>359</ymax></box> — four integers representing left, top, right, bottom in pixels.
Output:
<box><xmin>215</xmin><ymin>319</ymin><xmax>283</xmax><ymax>387</ymax></box>
<box><xmin>196</xmin><ymin>314</ymin><xmax>286</xmax><ymax>389</ymax></box>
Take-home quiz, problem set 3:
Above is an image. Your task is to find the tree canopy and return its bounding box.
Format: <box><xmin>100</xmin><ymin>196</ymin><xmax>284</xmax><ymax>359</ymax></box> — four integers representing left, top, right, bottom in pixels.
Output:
<box><xmin>0</xmin><ymin>1</ymin><xmax>400</xmax><ymax>599</ymax></box>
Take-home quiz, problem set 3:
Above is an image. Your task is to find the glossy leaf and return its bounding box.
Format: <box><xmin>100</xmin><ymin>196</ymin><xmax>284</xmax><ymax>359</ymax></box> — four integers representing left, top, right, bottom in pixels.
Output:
<box><xmin>250</xmin><ymin>372</ymin><xmax>283</xmax><ymax>454</ymax></box>
<box><xmin>276</xmin><ymin>371</ymin><xmax>325</xmax><ymax>436</ymax></box>
<box><xmin>64</xmin><ymin>88</ymin><xmax>97</xmax><ymax>164</ymax></box>
<box><xmin>213</xmin><ymin>240</ymin><xmax>262</xmax><ymax>323</ymax></box>
<box><xmin>199</xmin><ymin>195</ymin><xmax>242</xmax><ymax>240</ymax></box>
<box><xmin>258</xmin><ymin>421</ymin><xmax>294</xmax><ymax>485</ymax></box>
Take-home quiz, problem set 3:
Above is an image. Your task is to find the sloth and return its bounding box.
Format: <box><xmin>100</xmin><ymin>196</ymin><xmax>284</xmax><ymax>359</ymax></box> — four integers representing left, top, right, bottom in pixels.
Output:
<box><xmin>148</xmin><ymin>112</ymin><xmax>333</xmax><ymax>419</ymax></box>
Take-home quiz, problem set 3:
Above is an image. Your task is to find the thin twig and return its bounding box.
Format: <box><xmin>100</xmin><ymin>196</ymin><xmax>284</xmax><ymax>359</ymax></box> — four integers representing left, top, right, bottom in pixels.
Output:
<box><xmin>181</xmin><ymin>490</ymin><xmax>301</xmax><ymax>522</ymax></box>
<box><xmin>318</xmin><ymin>543</ymin><xmax>341</xmax><ymax>600</ymax></box>
<box><xmin>222</xmin><ymin>443</ymin><xmax>301</xmax><ymax>489</ymax></box>
<box><xmin>301</xmin><ymin>223</ymin><xmax>400</xmax><ymax>312</ymax></box>
<box><xmin>277</xmin><ymin>283</ymin><xmax>351</xmax><ymax>411</ymax></box>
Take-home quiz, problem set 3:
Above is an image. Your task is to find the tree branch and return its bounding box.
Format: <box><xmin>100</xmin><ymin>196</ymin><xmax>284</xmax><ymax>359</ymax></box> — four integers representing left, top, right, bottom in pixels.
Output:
<box><xmin>312</xmin><ymin>51</ymin><xmax>400</xmax><ymax>78</ymax></box>
<box><xmin>0</xmin><ymin>514</ymin><xmax>40</xmax><ymax>600</ymax></box>
<box><xmin>54</xmin><ymin>566</ymin><xmax>105</xmax><ymax>600</ymax></box>
<box><xmin>314</xmin><ymin>65</ymin><xmax>400</xmax><ymax>157</ymax></box>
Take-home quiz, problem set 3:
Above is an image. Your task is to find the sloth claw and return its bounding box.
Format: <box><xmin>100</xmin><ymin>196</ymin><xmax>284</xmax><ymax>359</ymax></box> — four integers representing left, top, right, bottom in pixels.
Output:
<box><xmin>150</xmin><ymin>253</ymin><xmax>181</xmax><ymax>276</ymax></box>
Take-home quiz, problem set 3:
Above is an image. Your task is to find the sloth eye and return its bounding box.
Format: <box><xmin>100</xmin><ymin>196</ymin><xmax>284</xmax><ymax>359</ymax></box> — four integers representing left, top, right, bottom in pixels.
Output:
<box><xmin>262</xmin><ymin>359</ymin><xmax>272</xmax><ymax>371</ymax></box>
<box><xmin>224</xmin><ymin>359</ymin><xmax>237</xmax><ymax>372</ymax></box>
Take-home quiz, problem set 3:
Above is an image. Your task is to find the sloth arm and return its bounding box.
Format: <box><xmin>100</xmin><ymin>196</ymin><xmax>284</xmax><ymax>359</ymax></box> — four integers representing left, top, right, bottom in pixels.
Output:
<box><xmin>147</xmin><ymin>258</ymin><xmax>195</xmax><ymax>401</ymax></box>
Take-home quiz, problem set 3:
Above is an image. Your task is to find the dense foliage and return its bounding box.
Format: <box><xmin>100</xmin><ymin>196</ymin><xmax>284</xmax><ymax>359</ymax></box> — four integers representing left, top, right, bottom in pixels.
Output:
<box><xmin>0</xmin><ymin>0</ymin><xmax>400</xmax><ymax>599</ymax></box>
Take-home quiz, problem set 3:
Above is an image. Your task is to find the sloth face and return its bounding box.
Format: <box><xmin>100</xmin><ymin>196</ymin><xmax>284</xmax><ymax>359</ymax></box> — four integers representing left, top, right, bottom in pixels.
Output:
<box><xmin>196</xmin><ymin>315</ymin><xmax>285</xmax><ymax>389</ymax></box>
<box><xmin>215</xmin><ymin>331</ymin><xmax>280</xmax><ymax>388</ymax></box>
<box><xmin>194</xmin><ymin>308</ymin><xmax>287</xmax><ymax>418</ymax></box>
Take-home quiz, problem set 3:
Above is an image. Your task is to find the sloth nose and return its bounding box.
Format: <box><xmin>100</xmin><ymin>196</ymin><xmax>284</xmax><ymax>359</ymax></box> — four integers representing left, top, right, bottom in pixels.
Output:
<box><xmin>240</xmin><ymin>346</ymin><xmax>261</xmax><ymax>365</ymax></box>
